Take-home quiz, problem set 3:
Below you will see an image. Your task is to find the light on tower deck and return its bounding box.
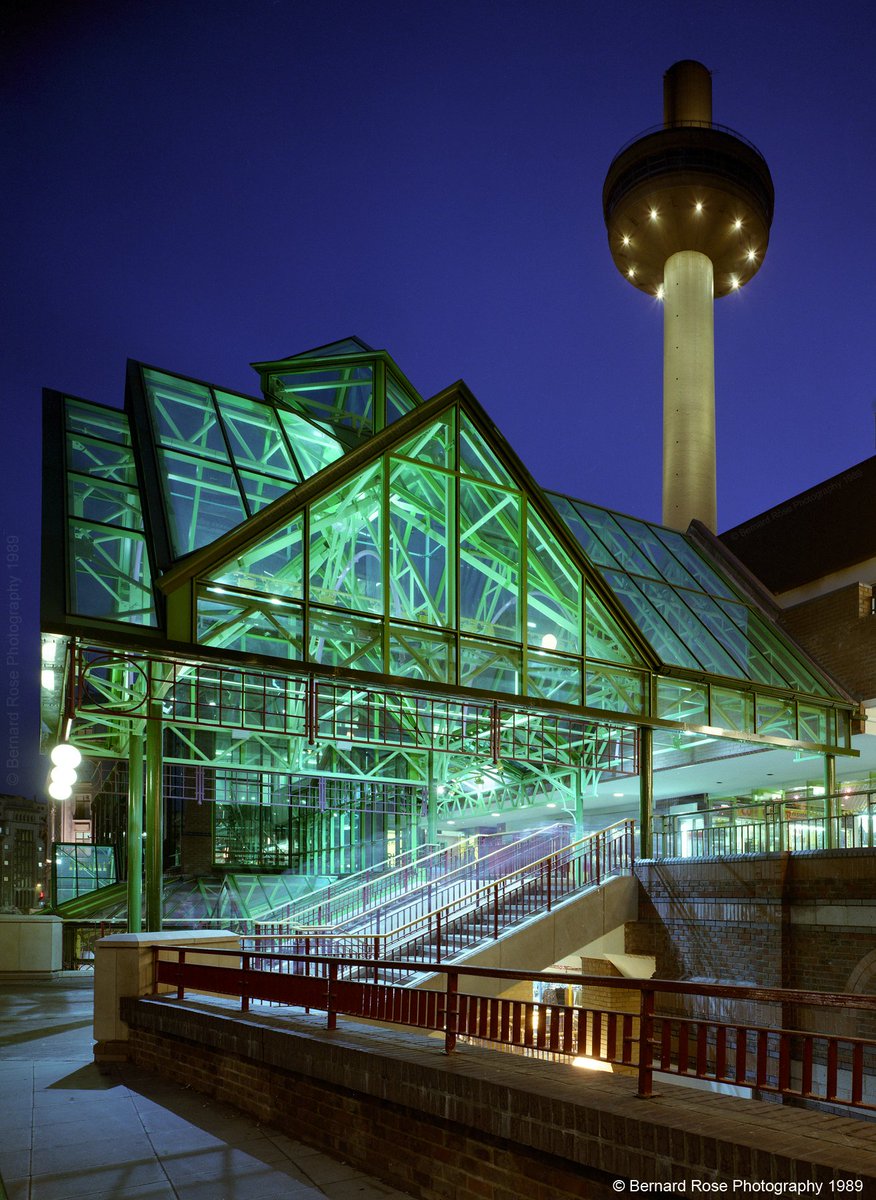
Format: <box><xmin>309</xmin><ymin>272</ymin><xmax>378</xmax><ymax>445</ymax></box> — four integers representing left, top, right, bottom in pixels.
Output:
<box><xmin>602</xmin><ymin>60</ymin><xmax>774</xmax><ymax>532</ymax></box>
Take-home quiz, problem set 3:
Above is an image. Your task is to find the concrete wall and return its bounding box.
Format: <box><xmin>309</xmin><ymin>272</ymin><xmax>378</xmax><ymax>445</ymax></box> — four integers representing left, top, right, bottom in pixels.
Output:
<box><xmin>0</xmin><ymin>914</ymin><xmax>61</xmax><ymax>974</ymax></box>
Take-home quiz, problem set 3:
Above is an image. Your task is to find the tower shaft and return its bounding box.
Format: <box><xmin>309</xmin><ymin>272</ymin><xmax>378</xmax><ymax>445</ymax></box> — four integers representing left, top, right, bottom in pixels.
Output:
<box><xmin>662</xmin><ymin>251</ymin><xmax>716</xmax><ymax>531</ymax></box>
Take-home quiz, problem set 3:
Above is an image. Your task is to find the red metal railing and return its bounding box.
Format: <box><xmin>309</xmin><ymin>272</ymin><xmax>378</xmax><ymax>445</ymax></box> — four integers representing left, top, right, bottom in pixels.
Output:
<box><xmin>151</xmin><ymin>947</ymin><xmax>876</xmax><ymax>1112</ymax></box>
<box><xmin>250</xmin><ymin>821</ymin><xmax>635</xmax><ymax>976</ymax></box>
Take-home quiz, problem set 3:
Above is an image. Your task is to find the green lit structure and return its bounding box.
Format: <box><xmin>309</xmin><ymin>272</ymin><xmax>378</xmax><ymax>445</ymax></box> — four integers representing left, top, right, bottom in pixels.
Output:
<box><xmin>40</xmin><ymin>337</ymin><xmax>856</xmax><ymax>928</ymax></box>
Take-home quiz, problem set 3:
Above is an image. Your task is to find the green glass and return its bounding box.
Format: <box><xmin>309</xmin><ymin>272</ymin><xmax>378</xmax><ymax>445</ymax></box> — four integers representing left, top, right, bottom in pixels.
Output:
<box><xmin>525</xmin><ymin>504</ymin><xmax>581</xmax><ymax>653</ymax></box>
<box><xmin>214</xmin><ymin>390</ymin><xmax>300</xmax><ymax>481</ymax></box>
<box><xmin>459</xmin><ymin>479</ymin><xmax>519</xmax><ymax>639</ymax></box>
<box><xmin>585</xmin><ymin>663</ymin><xmax>647</xmax><ymax>714</ymax></box>
<box><xmin>657</xmin><ymin>679</ymin><xmax>709</xmax><ymax>725</ymax></box>
<box><xmin>710</xmin><ymin>686</ymin><xmax>754</xmax><ymax>734</ymax></box>
<box><xmin>66</xmin><ymin>399</ymin><xmax>130</xmax><ymax>444</ymax></box>
<box><xmin>548</xmin><ymin>493</ymin><xmax>620</xmax><ymax>569</ymax></box>
<box><xmin>69</xmin><ymin>524</ymin><xmax>157</xmax><ymax>625</ymax></box>
<box><xmin>460</xmin><ymin>638</ymin><xmax>522</xmax><ymax>694</ymax></box>
<box><xmin>144</xmin><ymin>369</ymin><xmax>227</xmax><ymax>459</ymax></box>
<box><xmin>68</xmin><ymin>475</ymin><xmax>145</xmax><ymax>531</ymax></box>
<box><xmin>66</xmin><ymin>433</ymin><xmax>139</xmax><ymax>486</ymax></box>
<box><xmin>572</xmin><ymin>503</ymin><xmax>659</xmax><ymax>579</ymax></box>
<box><xmin>393</xmin><ymin>408</ymin><xmax>455</xmax><ymax>469</ymax></box>
<box><xmin>197</xmin><ymin>593</ymin><xmax>303</xmax><ymax>659</ymax></box>
<box><xmin>616</xmin><ymin>514</ymin><xmax>703</xmax><ymax>589</ymax></box>
<box><xmin>309</xmin><ymin>463</ymin><xmax>383</xmax><ymax>613</ymax></box>
<box><xmin>798</xmin><ymin>703</ymin><xmax>828</xmax><ymax>745</ymax></box>
<box><xmin>459</xmin><ymin>413</ymin><xmax>514</xmax><ymax>485</ymax></box>
<box><xmin>756</xmin><ymin>695</ymin><xmax>796</xmax><ymax>740</ymax></box>
<box><xmin>238</xmin><ymin>471</ymin><xmax>293</xmax><ymax>514</ymax></box>
<box><xmin>604</xmin><ymin>571</ymin><xmax>702</xmax><ymax>670</ymax></box>
<box><xmin>309</xmin><ymin>608</ymin><xmax>384</xmax><ymax>672</ymax></box>
<box><xmin>653</xmin><ymin>527</ymin><xmax>735</xmax><ymax>598</ymax></box>
<box><xmin>389</xmin><ymin>624</ymin><xmax>455</xmax><ymax>683</ymax></box>
<box><xmin>158</xmin><ymin>449</ymin><xmax>248</xmax><ymax>555</ymax></box>
<box><xmin>385</xmin><ymin>372</ymin><xmax>419</xmax><ymax>424</ymax></box>
<box><xmin>526</xmin><ymin>650</ymin><xmax>582</xmax><ymax>704</ymax></box>
<box><xmin>211</xmin><ymin>515</ymin><xmax>304</xmax><ymax>598</ymax></box>
<box><xmin>389</xmin><ymin>459</ymin><xmax>451</xmax><ymax>625</ymax></box>
<box><xmin>716</xmin><ymin>599</ymin><xmax>829</xmax><ymax>697</ymax></box>
<box><xmin>585</xmin><ymin>591</ymin><xmax>640</xmax><ymax>665</ymax></box>
<box><xmin>275</xmin><ymin>364</ymin><xmax>374</xmax><ymax>437</ymax></box>
<box><xmin>277</xmin><ymin>408</ymin><xmax>344</xmax><ymax>477</ymax></box>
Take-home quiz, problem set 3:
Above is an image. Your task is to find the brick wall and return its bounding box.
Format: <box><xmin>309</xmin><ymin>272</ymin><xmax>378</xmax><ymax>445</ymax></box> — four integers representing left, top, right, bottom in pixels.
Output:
<box><xmin>779</xmin><ymin>582</ymin><xmax>875</xmax><ymax>700</ymax></box>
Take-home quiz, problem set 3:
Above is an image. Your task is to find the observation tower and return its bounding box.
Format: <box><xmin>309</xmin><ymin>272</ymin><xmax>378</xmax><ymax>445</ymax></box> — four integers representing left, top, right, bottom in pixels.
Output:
<box><xmin>603</xmin><ymin>60</ymin><xmax>774</xmax><ymax>532</ymax></box>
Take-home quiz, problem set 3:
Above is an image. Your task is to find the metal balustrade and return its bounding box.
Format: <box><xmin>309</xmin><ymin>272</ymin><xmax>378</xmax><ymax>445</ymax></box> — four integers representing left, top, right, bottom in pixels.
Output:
<box><xmin>151</xmin><ymin>947</ymin><xmax>876</xmax><ymax>1113</ymax></box>
<box><xmin>653</xmin><ymin>790</ymin><xmax>876</xmax><ymax>859</ymax></box>
<box><xmin>249</xmin><ymin>821</ymin><xmax>635</xmax><ymax>978</ymax></box>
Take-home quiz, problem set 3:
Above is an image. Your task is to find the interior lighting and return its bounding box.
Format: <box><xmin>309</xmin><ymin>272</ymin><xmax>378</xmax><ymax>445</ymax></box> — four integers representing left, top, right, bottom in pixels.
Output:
<box><xmin>540</xmin><ymin>633</ymin><xmax>558</xmax><ymax>650</ymax></box>
<box><xmin>627</xmin><ymin>267</ymin><xmax>636</xmax><ymax>279</ymax></box>
<box><xmin>656</xmin><ymin>284</ymin><xmax>664</xmax><ymax>301</ymax></box>
<box><xmin>547</xmin><ymin>802</ymin><xmax>557</xmax><ymax>809</ymax></box>
<box><xmin>694</xmin><ymin>201</ymin><xmax>703</xmax><ymax>213</ymax></box>
<box><xmin>41</xmin><ymin>670</ymin><xmax>55</xmax><ymax>690</ymax></box>
<box><xmin>41</xmin><ymin>641</ymin><xmax>56</xmax><ymax>664</ymax></box>
<box><xmin>492</xmin><ymin>812</ymin><xmax>502</xmax><ymax>819</ymax></box>
<box><xmin>733</xmin><ymin>218</ymin><xmax>743</xmax><ymax>231</ymax></box>
<box><xmin>50</xmin><ymin>765</ymin><xmax>77</xmax><ymax>788</ymax></box>
<box><xmin>621</xmin><ymin>234</ymin><xmax>631</xmax><ymax>247</ymax></box>
<box><xmin>613</xmin><ymin>792</ymin><xmax>625</xmax><ymax>798</ymax></box>
<box><xmin>48</xmin><ymin>782</ymin><xmax>72</xmax><ymax>801</ymax></box>
<box><xmin>729</xmin><ymin>275</ymin><xmax>740</xmax><ymax>290</ymax></box>
<box><xmin>572</xmin><ymin>1056</ymin><xmax>613</xmax><ymax>1073</ymax></box>
<box><xmin>746</xmin><ymin>248</ymin><xmax>757</xmax><ymax>262</ymax></box>
<box><xmin>648</xmin><ymin>208</ymin><xmax>658</xmax><ymax>221</ymax></box>
<box><xmin>51</xmin><ymin>744</ymin><xmax>82</xmax><ymax>769</ymax></box>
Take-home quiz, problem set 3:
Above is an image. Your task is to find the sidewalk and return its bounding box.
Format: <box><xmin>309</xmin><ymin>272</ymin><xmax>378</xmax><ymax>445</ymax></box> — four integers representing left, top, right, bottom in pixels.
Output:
<box><xmin>0</xmin><ymin>975</ymin><xmax>415</xmax><ymax>1200</ymax></box>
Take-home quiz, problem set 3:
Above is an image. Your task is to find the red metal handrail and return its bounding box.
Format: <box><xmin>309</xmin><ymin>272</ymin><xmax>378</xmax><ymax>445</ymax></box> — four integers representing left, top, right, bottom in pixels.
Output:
<box><xmin>150</xmin><ymin>946</ymin><xmax>876</xmax><ymax>1113</ymax></box>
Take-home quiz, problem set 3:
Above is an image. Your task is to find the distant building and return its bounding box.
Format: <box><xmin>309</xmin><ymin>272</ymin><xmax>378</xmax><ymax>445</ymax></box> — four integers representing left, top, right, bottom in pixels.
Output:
<box><xmin>0</xmin><ymin>795</ymin><xmax>47</xmax><ymax>911</ymax></box>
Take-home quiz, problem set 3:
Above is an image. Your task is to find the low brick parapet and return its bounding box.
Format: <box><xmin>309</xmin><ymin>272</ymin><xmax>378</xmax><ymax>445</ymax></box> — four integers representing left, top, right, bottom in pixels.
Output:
<box><xmin>120</xmin><ymin>995</ymin><xmax>875</xmax><ymax>1198</ymax></box>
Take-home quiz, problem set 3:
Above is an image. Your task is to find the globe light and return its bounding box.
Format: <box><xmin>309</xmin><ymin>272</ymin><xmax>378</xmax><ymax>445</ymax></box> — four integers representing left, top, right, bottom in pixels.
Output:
<box><xmin>50</xmin><ymin>765</ymin><xmax>77</xmax><ymax>788</ymax></box>
<box><xmin>48</xmin><ymin>781</ymin><xmax>73</xmax><ymax>801</ymax></box>
<box><xmin>50</xmin><ymin>744</ymin><xmax>82</xmax><ymax>769</ymax></box>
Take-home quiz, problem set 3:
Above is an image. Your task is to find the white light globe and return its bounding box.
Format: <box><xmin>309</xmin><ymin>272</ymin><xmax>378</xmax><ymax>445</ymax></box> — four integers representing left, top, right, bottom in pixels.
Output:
<box><xmin>50</xmin><ymin>765</ymin><xmax>77</xmax><ymax>788</ymax></box>
<box><xmin>50</xmin><ymin>744</ymin><xmax>82</xmax><ymax>769</ymax></box>
<box><xmin>48</xmin><ymin>781</ymin><xmax>73</xmax><ymax>801</ymax></box>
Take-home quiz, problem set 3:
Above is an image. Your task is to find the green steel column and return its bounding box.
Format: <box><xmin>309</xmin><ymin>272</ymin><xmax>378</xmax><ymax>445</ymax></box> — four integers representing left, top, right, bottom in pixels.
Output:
<box><xmin>126</xmin><ymin>727</ymin><xmax>144</xmax><ymax>933</ymax></box>
<box><xmin>639</xmin><ymin>726</ymin><xmax>654</xmax><ymax>858</ymax></box>
<box><xmin>574</xmin><ymin>771</ymin><xmax>585</xmax><ymax>837</ymax></box>
<box><xmin>144</xmin><ymin>701</ymin><xmax>163</xmax><ymax>931</ymax></box>
<box><xmin>427</xmin><ymin>753</ymin><xmax>438</xmax><ymax>844</ymax></box>
<box><xmin>824</xmin><ymin>753</ymin><xmax>836</xmax><ymax>849</ymax></box>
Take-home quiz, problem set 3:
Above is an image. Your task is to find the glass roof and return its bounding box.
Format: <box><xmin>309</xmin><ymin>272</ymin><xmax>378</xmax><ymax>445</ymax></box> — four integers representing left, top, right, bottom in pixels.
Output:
<box><xmin>141</xmin><ymin>367</ymin><xmax>343</xmax><ymax>558</ymax></box>
<box><xmin>547</xmin><ymin>493</ymin><xmax>832</xmax><ymax>699</ymax></box>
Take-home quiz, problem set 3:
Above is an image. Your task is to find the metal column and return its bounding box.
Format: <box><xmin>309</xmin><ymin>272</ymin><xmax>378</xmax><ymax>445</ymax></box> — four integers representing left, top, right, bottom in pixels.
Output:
<box><xmin>126</xmin><ymin>727</ymin><xmax>143</xmax><ymax>933</ymax></box>
<box><xmin>144</xmin><ymin>701</ymin><xmax>163</xmax><ymax>931</ymax></box>
<box><xmin>639</xmin><ymin>726</ymin><xmax>654</xmax><ymax>859</ymax></box>
<box><xmin>824</xmin><ymin>753</ymin><xmax>836</xmax><ymax>849</ymax></box>
<box><xmin>427</xmin><ymin>752</ymin><xmax>438</xmax><ymax>844</ymax></box>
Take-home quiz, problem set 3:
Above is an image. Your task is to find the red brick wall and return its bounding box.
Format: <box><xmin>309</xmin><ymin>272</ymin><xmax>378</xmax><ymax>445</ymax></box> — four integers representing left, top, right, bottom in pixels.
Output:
<box><xmin>779</xmin><ymin>583</ymin><xmax>875</xmax><ymax>700</ymax></box>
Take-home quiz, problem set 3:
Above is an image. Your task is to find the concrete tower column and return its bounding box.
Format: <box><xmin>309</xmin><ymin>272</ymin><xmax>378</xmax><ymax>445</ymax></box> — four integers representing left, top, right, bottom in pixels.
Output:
<box><xmin>662</xmin><ymin>250</ymin><xmax>716</xmax><ymax>531</ymax></box>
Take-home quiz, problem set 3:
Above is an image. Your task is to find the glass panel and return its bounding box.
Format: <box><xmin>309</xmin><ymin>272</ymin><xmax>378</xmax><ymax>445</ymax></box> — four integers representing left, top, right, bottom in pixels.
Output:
<box><xmin>603</xmin><ymin>571</ymin><xmax>702</xmax><ymax>670</ymax></box>
<box><xmin>66</xmin><ymin>433</ymin><xmax>139</xmax><ymax>485</ymax></box>
<box><xmin>68</xmin><ymin>475</ymin><xmax>144</xmax><ymax>530</ymax></box>
<box><xmin>459</xmin><ymin>413</ymin><xmax>514</xmax><ymax>485</ymax></box>
<box><xmin>211</xmin><ymin>516</ymin><xmax>304</xmax><ymax>598</ymax></box>
<box><xmin>69</xmin><ymin>524</ymin><xmax>156</xmax><ymax>625</ymax></box>
<box><xmin>277</xmin><ymin>409</ymin><xmax>344</xmax><ymax>477</ymax></box>
<box><xmin>636</xmin><ymin>579</ymin><xmax>744</xmax><ymax>678</ymax></box>
<box><xmin>275</xmin><ymin>364</ymin><xmax>374</xmax><ymax>437</ymax></box>
<box><xmin>238</xmin><ymin>471</ymin><xmax>292</xmax><ymax>514</ymax></box>
<box><xmin>460</xmin><ymin>638</ymin><xmax>521</xmax><ymax>694</ymax></box>
<box><xmin>214</xmin><ymin>390</ymin><xmax>300</xmax><ymax>480</ymax></box>
<box><xmin>144</xmin><ymin>368</ymin><xmax>227</xmax><ymax>459</ymax></box>
<box><xmin>309</xmin><ymin>463</ymin><xmax>383</xmax><ymax>614</ymax></box>
<box><xmin>525</xmin><ymin>504</ymin><xmax>581</xmax><ymax>653</ymax></box>
<box><xmin>798</xmin><ymin>703</ymin><xmax>828</xmax><ymax>745</ymax></box>
<box><xmin>710</xmin><ymin>686</ymin><xmax>754</xmax><ymax>734</ymax></box>
<box><xmin>756</xmin><ymin>695</ymin><xmax>796</xmax><ymax>739</ymax></box>
<box><xmin>715</xmin><ymin>599</ymin><xmax>829</xmax><ymax>696</ymax></box>
<box><xmin>158</xmin><ymin>449</ymin><xmax>248</xmax><ymax>555</ymax></box>
<box><xmin>459</xmin><ymin>480</ymin><xmax>519</xmax><ymax>639</ymax></box>
<box><xmin>389</xmin><ymin>459</ymin><xmax>450</xmax><ymax>625</ymax></box>
<box><xmin>385</xmin><ymin>372</ymin><xmax>419</xmax><ymax>424</ymax></box>
<box><xmin>657</xmin><ymin>679</ymin><xmax>709</xmax><ymax>725</ymax></box>
<box><xmin>309</xmin><ymin>608</ymin><xmax>383</xmax><ymax>672</ymax></box>
<box><xmin>653</xmin><ymin>527</ymin><xmax>735</xmax><ymax>598</ymax></box>
<box><xmin>548</xmin><ymin>494</ymin><xmax>620</xmax><ymax>569</ymax></box>
<box><xmin>393</xmin><ymin>409</ymin><xmax>455</xmax><ymax>469</ymax></box>
<box><xmin>389</xmin><ymin>625</ymin><xmax>455</xmax><ymax>684</ymax></box>
<box><xmin>585</xmin><ymin>664</ymin><xmax>647</xmax><ymax>714</ymax></box>
<box><xmin>527</xmin><ymin>650</ymin><xmax>582</xmax><ymax>705</ymax></box>
<box><xmin>615</xmin><ymin>515</ymin><xmax>703</xmax><ymax>589</ymax></box>
<box><xmin>197</xmin><ymin>594</ymin><xmax>302</xmax><ymax>658</ymax></box>
<box><xmin>572</xmin><ymin>503</ymin><xmax>659</xmax><ymax>578</ymax></box>
<box><xmin>684</xmin><ymin>592</ymin><xmax>787</xmax><ymax>688</ymax></box>
<box><xmin>585</xmin><ymin>592</ymin><xmax>639</xmax><ymax>665</ymax></box>
<box><xmin>66</xmin><ymin>399</ymin><xmax>129</xmax><ymax>444</ymax></box>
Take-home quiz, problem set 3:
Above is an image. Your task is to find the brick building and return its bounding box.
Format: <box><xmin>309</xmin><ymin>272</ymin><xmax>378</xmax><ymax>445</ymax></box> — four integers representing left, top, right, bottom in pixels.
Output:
<box><xmin>0</xmin><ymin>794</ymin><xmax>47</xmax><ymax>912</ymax></box>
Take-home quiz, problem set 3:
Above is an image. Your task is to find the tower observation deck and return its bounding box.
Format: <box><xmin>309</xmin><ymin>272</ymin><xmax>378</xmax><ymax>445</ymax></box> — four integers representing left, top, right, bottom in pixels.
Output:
<box><xmin>603</xmin><ymin>60</ymin><xmax>774</xmax><ymax>532</ymax></box>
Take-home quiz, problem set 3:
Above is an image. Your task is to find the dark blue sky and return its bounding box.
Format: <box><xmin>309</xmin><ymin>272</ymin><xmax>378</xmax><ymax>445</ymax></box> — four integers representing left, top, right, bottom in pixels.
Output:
<box><xmin>2</xmin><ymin>0</ymin><xmax>875</xmax><ymax>796</ymax></box>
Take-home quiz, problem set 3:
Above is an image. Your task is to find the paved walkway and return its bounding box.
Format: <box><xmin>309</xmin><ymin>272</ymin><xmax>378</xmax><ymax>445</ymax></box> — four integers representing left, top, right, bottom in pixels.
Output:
<box><xmin>0</xmin><ymin>975</ymin><xmax>415</xmax><ymax>1200</ymax></box>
